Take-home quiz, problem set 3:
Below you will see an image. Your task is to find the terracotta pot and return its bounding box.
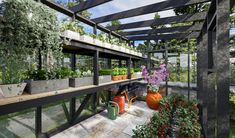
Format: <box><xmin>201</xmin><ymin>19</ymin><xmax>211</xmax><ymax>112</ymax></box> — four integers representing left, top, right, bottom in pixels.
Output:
<box><xmin>112</xmin><ymin>76</ymin><xmax>119</xmax><ymax>81</ymax></box>
<box><xmin>146</xmin><ymin>91</ymin><xmax>162</xmax><ymax>110</ymax></box>
<box><xmin>118</xmin><ymin>75</ymin><xmax>122</xmax><ymax>80</ymax></box>
<box><xmin>123</xmin><ymin>75</ymin><xmax>128</xmax><ymax>79</ymax></box>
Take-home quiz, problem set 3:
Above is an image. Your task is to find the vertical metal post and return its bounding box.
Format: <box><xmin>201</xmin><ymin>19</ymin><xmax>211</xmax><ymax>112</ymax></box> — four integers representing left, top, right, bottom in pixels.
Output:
<box><xmin>69</xmin><ymin>98</ymin><xmax>76</xmax><ymax>124</ymax></box>
<box><xmin>165</xmin><ymin>43</ymin><xmax>168</xmax><ymax>96</ymax></box>
<box><xmin>35</xmin><ymin>106</ymin><xmax>42</xmax><ymax>138</ymax></box>
<box><xmin>93</xmin><ymin>24</ymin><xmax>97</xmax><ymax>35</ymax></box>
<box><xmin>38</xmin><ymin>49</ymin><xmax>42</xmax><ymax>70</ymax></box>
<box><xmin>187</xmin><ymin>38</ymin><xmax>190</xmax><ymax>101</ymax></box>
<box><xmin>108</xmin><ymin>59</ymin><xmax>112</xmax><ymax>69</ymax></box>
<box><xmin>93</xmin><ymin>51</ymin><xmax>99</xmax><ymax>113</ymax></box>
<box><xmin>127</xmin><ymin>57</ymin><xmax>132</xmax><ymax>79</ymax></box>
<box><xmin>119</xmin><ymin>60</ymin><xmax>122</xmax><ymax>67</ymax></box>
<box><xmin>70</xmin><ymin>53</ymin><xmax>76</xmax><ymax>70</ymax></box>
<box><xmin>216</xmin><ymin>0</ymin><xmax>230</xmax><ymax>137</ymax></box>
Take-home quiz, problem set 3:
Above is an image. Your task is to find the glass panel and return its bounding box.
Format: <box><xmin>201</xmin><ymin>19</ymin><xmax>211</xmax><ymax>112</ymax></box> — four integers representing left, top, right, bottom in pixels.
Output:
<box><xmin>0</xmin><ymin>109</ymin><xmax>36</xmax><ymax>138</ymax></box>
<box><xmin>42</xmin><ymin>100</ymin><xmax>70</xmax><ymax>133</ymax></box>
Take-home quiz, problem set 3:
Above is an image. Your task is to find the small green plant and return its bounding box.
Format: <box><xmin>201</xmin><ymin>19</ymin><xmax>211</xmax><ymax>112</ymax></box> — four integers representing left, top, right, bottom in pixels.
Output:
<box><xmin>131</xmin><ymin>68</ymin><xmax>134</xmax><ymax>74</ymax></box>
<box><xmin>119</xmin><ymin>68</ymin><xmax>127</xmax><ymax>75</ymax></box>
<box><xmin>99</xmin><ymin>69</ymin><xmax>112</xmax><ymax>76</ymax></box>
<box><xmin>82</xmin><ymin>70</ymin><xmax>92</xmax><ymax>77</ymax></box>
<box><xmin>134</xmin><ymin>68</ymin><xmax>141</xmax><ymax>72</ymax></box>
<box><xmin>71</xmin><ymin>69</ymin><xmax>82</xmax><ymax>78</ymax></box>
<box><xmin>112</xmin><ymin>68</ymin><xmax>119</xmax><ymax>76</ymax></box>
<box><xmin>60</xmin><ymin>21</ymin><xmax>85</xmax><ymax>35</ymax></box>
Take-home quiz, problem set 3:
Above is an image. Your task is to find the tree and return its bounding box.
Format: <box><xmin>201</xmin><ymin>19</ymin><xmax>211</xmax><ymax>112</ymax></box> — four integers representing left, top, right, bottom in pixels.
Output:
<box><xmin>106</xmin><ymin>20</ymin><xmax>123</xmax><ymax>33</ymax></box>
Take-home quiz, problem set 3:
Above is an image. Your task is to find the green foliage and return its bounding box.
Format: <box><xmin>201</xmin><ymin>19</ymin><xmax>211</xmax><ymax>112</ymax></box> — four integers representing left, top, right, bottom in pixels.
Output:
<box><xmin>132</xmin><ymin>94</ymin><xmax>201</xmax><ymax>138</ymax></box>
<box><xmin>82</xmin><ymin>70</ymin><xmax>92</xmax><ymax>77</ymax></box>
<box><xmin>174</xmin><ymin>3</ymin><xmax>209</xmax><ymax>15</ymax></box>
<box><xmin>131</xmin><ymin>68</ymin><xmax>134</xmax><ymax>74</ymax></box>
<box><xmin>231</xmin><ymin>65</ymin><xmax>235</xmax><ymax>84</ymax></box>
<box><xmin>0</xmin><ymin>0</ymin><xmax>61</xmax><ymax>84</ymax></box>
<box><xmin>27</xmin><ymin>67</ymin><xmax>73</xmax><ymax>80</ymax></box>
<box><xmin>61</xmin><ymin>21</ymin><xmax>85</xmax><ymax>35</ymax></box>
<box><xmin>99</xmin><ymin>69</ymin><xmax>112</xmax><ymax>76</ymax></box>
<box><xmin>112</xmin><ymin>68</ymin><xmax>119</xmax><ymax>76</ymax></box>
<box><xmin>134</xmin><ymin>68</ymin><xmax>141</xmax><ymax>72</ymax></box>
<box><xmin>119</xmin><ymin>68</ymin><xmax>128</xmax><ymax>75</ymax></box>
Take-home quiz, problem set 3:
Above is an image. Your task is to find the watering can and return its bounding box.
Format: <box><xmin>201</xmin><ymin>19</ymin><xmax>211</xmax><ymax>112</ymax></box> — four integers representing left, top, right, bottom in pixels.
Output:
<box><xmin>107</xmin><ymin>101</ymin><xmax>119</xmax><ymax>120</ymax></box>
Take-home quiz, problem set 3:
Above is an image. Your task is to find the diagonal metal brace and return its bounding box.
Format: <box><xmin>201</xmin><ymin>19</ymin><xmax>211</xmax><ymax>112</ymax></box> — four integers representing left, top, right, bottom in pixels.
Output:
<box><xmin>70</xmin><ymin>94</ymin><xmax>92</xmax><ymax>123</ymax></box>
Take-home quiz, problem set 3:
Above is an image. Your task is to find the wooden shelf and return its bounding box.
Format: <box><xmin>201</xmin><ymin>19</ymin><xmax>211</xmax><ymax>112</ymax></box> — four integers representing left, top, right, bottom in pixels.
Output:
<box><xmin>0</xmin><ymin>77</ymin><xmax>143</xmax><ymax>116</ymax></box>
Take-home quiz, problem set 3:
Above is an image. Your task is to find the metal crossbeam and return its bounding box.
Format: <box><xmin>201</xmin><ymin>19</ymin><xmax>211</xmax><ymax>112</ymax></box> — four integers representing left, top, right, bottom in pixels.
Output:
<box><xmin>69</xmin><ymin>0</ymin><xmax>112</xmax><ymax>13</ymax></box>
<box><xmin>92</xmin><ymin>0</ymin><xmax>210</xmax><ymax>23</ymax></box>
<box><xmin>119</xmin><ymin>23</ymin><xmax>203</xmax><ymax>36</ymax></box>
<box><xmin>127</xmin><ymin>32</ymin><xmax>200</xmax><ymax>41</ymax></box>
<box><xmin>71</xmin><ymin>94</ymin><xmax>92</xmax><ymax>123</ymax></box>
<box><xmin>107</xmin><ymin>12</ymin><xmax>207</xmax><ymax>31</ymax></box>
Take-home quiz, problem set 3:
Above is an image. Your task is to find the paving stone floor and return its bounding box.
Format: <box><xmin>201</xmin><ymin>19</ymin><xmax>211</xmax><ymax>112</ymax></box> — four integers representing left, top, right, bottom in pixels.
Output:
<box><xmin>52</xmin><ymin>101</ymin><xmax>154</xmax><ymax>138</ymax></box>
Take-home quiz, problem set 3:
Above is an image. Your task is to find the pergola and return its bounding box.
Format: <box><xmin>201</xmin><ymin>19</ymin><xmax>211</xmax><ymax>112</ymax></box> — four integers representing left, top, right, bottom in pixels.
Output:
<box><xmin>0</xmin><ymin>0</ymin><xmax>233</xmax><ymax>137</ymax></box>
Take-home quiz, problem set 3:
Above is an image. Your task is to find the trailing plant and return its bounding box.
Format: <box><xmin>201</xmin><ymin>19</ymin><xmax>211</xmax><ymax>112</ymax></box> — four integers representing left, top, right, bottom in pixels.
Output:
<box><xmin>60</xmin><ymin>21</ymin><xmax>85</xmax><ymax>35</ymax></box>
<box><xmin>0</xmin><ymin>0</ymin><xmax>62</xmax><ymax>84</ymax></box>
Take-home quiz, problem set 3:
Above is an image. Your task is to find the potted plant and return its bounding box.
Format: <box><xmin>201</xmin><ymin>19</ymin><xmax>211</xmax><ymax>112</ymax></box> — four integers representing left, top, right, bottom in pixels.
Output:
<box><xmin>99</xmin><ymin>69</ymin><xmax>112</xmax><ymax>84</ymax></box>
<box><xmin>0</xmin><ymin>68</ymin><xmax>26</xmax><ymax>98</ymax></box>
<box><xmin>131</xmin><ymin>68</ymin><xmax>135</xmax><ymax>78</ymax></box>
<box><xmin>141</xmin><ymin>64</ymin><xmax>168</xmax><ymax>110</ymax></box>
<box><xmin>69</xmin><ymin>70</ymin><xmax>93</xmax><ymax>87</ymax></box>
<box><xmin>25</xmin><ymin>68</ymin><xmax>71</xmax><ymax>94</ymax></box>
<box><xmin>60</xmin><ymin>21</ymin><xmax>85</xmax><ymax>41</ymax></box>
<box><xmin>80</xmin><ymin>33</ymin><xmax>94</xmax><ymax>43</ymax></box>
<box><xmin>92</xmin><ymin>34</ymin><xmax>103</xmax><ymax>46</ymax></box>
<box><xmin>112</xmin><ymin>68</ymin><xmax>120</xmax><ymax>81</ymax></box>
<box><xmin>119</xmin><ymin>68</ymin><xmax>128</xmax><ymax>80</ymax></box>
<box><xmin>133</xmin><ymin>68</ymin><xmax>142</xmax><ymax>78</ymax></box>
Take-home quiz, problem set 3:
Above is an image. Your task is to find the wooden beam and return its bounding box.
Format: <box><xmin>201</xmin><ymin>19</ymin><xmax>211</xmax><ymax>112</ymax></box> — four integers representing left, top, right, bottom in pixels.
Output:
<box><xmin>92</xmin><ymin>0</ymin><xmax>210</xmax><ymax>23</ymax></box>
<box><xmin>127</xmin><ymin>32</ymin><xmax>200</xmax><ymax>41</ymax></box>
<box><xmin>119</xmin><ymin>23</ymin><xmax>203</xmax><ymax>36</ymax></box>
<box><xmin>69</xmin><ymin>0</ymin><xmax>112</xmax><ymax>13</ymax></box>
<box><xmin>107</xmin><ymin>12</ymin><xmax>207</xmax><ymax>31</ymax></box>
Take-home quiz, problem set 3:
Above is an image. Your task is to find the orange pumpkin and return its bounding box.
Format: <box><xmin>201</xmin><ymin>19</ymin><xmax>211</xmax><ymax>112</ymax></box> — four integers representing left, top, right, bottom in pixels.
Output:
<box><xmin>146</xmin><ymin>91</ymin><xmax>162</xmax><ymax>110</ymax></box>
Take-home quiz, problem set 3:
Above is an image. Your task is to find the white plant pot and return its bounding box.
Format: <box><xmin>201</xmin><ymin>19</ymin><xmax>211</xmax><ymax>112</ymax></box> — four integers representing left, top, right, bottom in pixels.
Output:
<box><xmin>113</xmin><ymin>45</ymin><xmax>119</xmax><ymax>51</ymax></box>
<box><xmin>134</xmin><ymin>72</ymin><xmax>142</xmax><ymax>78</ymax></box>
<box><xmin>93</xmin><ymin>39</ymin><xmax>103</xmax><ymax>46</ymax></box>
<box><xmin>62</xmin><ymin>30</ymin><xmax>80</xmax><ymax>41</ymax></box>
<box><xmin>0</xmin><ymin>83</ymin><xmax>26</xmax><ymax>98</ymax></box>
<box><xmin>104</xmin><ymin>43</ymin><xmax>111</xmax><ymax>49</ymax></box>
<box><xmin>130</xmin><ymin>50</ymin><xmax>134</xmax><ymax>55</ymax></box>
<box><xmin>120</xmin><ymin>47</ymin><xmax>126</xmax><ymax>52</ymax></box>
<box><xmin>80</xmin><ymin>35</ymin><xmax>94</xmax><ymax>43</ymax></box>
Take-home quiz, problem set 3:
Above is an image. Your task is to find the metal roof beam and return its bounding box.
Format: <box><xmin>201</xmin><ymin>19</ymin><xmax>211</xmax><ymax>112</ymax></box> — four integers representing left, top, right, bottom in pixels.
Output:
<box><xmin>107</xmin><ymin>12</ymin><xmax>207</xmax><ymax>31</ymax></box>
<box><xmin>119</xmin><ymin>23</ymin><xmax>203</xmax><ymax>36</ymax></box>
<box><xmin>69</xmin><ymin>0</ymin><xmax>112</xmax><ymax>13</ymax></box>
<box><xmin>127</xmin><ymin>32</ymin><xmax>200</xmax><ymax>41</ymax></box>
<box><xmin>92</xmin><ymin>0</ymin><xmax>210</xmax><ymax>23</ymax></box>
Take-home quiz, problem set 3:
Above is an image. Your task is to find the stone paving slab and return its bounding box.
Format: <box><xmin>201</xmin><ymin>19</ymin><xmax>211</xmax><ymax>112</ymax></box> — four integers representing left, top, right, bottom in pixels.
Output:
<box><xmin>52</xmin><ymin>101</ymin><xmax>154</xmax><ymax>138</ymax></box>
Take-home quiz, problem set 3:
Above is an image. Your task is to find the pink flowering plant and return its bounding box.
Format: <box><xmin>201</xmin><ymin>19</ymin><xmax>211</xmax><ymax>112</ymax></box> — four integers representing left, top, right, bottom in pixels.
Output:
<box><xmin>141</xmin><ymin>64</ymin><xmax>168</xmax><ymax>92</ymax></box>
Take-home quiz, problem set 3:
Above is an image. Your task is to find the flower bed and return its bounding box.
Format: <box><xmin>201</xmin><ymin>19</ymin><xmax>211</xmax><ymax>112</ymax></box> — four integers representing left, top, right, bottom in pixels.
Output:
<box><xmin>132</xmin><ymin>94</ymin><xmax>201</xmax><ymax>138</ymax></box>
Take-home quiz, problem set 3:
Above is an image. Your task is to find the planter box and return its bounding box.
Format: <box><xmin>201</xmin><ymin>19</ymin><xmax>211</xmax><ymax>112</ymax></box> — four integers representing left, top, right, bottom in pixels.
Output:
<box><xmin>130</xmin><ymin>50</ymin><xmax>134</xmax><ymax>55</ymax></box>
<box><xmin>103</xmin><ymin>43</ymin><xmax>111</xmax><ymax>49</ymax></box>
<box><xmin>99</xmin><ymin>75</ymin><xmax>112</xmax><ymax>84</ymax></box>
<box><xmin>134</xmin><ymin>72</ymin><xmax>142</xmax><ymax>78</ymax></box>
<box><xmin>93</xmin><ymin>39</ymin><xmax>103</xmax><ymax>46</ymax></box>
<box><xmin>0</xmin><ymin>83</ymin><xmax>26</xmax><ymax>98</ymax></box>
<box><xmin>25</xmin><ymin>79</ymin><xmax>69</xmax><ymax>94</ymax></box>
<box><xmin>62</xmin><ymin>30</ymin><xmax>80</xmax><ymax>40</ymax></box>
<box><xmin>137</xmin><ymin>52</ymin><xmax>142</xmax><ymax>57</ymax></box>
<box><xmin>80</xmin><ymin>35</ymin><xmax>94</xmax><ymax>43</ymax></box>
<box><xmin>126</xmin><ymin>49</ymin><xmax>130</xmax><ymax>54</ymax></box>
<box><xmin>113</xmin><ymin>45</ymin><xmax>120</xmax><ymax>51</ymax></box>
<box><xmin>69</xmin><ymin>77</ymin><xmax>93</xmax><ymax>87</ymax></box>
<box><xmin>120</xmin><ymin>47</ymin><xmax>126</xmax><ymax>52</ymax></box>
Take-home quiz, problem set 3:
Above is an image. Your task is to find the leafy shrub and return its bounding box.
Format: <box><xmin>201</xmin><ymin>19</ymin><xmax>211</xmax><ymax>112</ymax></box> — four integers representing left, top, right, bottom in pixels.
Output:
<box><xmin>132</xmin><ymin>94</ymin><xmax>201</xmax><ymax>138</ymax></box>
<box><xmin>119</xmin><ymin>68</ymin><xmax>128</xmax><ymax>75</ymax></box>
<box><xmin>60</xmin><ymin>21</ymin><xmax>85</xmax><ymax>35</ymax></box>
<box><xmin>82</xmin><ymin>70</ymin><xmax>92</xmax><ymax>77</ymax></box>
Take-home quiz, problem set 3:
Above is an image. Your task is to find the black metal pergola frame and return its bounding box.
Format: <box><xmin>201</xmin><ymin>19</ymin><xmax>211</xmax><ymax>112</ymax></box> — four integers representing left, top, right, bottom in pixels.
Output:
<box><xmin>0</xmin><ymin>0</ymin><xmax>233</xmax><ymax>137</ymax></box>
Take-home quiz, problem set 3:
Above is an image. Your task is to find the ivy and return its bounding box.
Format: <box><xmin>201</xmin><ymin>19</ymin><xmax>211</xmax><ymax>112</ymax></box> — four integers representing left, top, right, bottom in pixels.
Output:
<box><xmin>0</xmin><ymin>0</ymin><xmax>62</xmax><ymax>84</ymax></box>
